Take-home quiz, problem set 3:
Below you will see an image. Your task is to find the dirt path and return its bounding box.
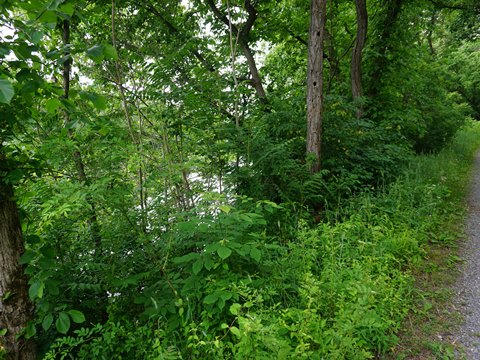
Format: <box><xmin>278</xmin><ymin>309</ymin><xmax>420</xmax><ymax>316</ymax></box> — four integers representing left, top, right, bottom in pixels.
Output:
<box><xmin>454</xmin><ymin>152</ymin><xmax>480</xmax><ymax>359</ymax></box>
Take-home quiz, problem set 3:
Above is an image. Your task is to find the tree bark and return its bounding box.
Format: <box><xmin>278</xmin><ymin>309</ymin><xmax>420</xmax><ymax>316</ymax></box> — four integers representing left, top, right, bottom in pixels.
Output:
<box><xmin>351</xmin><ymin>0</ymin><xmax>367</xmax><ymax>119</ymax></box>
<box><xmin>0</xmin><ymin>180</ymin><xmax>36</xmax><ymax>360</ymax></box>
<box><xmin>306</xmin><ymin>0</ymin><xmax>327</xmax><ymax>173</ymax></box>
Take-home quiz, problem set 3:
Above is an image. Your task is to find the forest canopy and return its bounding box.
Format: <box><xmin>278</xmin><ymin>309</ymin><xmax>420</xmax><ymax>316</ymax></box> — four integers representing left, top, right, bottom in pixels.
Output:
<box><xmin>1</xmin><ymin>0</ymin><xmax>479</xmax><ymax>358</ymax></box>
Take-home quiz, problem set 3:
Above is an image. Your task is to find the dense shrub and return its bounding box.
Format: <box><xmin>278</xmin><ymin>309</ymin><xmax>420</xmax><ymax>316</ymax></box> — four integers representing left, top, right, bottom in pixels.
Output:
<box><xmin>42</xmin><ymin>123</ymin><xmax>480</xmax><ymax>359</ymax></box>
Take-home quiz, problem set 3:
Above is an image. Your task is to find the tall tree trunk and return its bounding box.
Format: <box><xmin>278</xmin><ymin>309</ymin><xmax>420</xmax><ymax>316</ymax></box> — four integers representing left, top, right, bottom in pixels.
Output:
<box><xmin>0</xmin><ymin>180</ymin><xmax>36</xmax><ymax>360</ymax></box>
<box><xmin>306</xmin><ymin>0</ymin><xmax>327</xmax><ymax>173</ymax></box>
<box><xmin>351</xmin><ymin>0</ymin><xmax>368</xmax><ymax>119</ymax></box>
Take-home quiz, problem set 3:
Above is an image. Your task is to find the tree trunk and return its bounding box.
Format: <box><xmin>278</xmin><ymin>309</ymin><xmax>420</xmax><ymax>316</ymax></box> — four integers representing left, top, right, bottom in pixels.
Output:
<box><xmin>239</xmin><ymin>40</ymin><xmax>267</xmax><ymax>102</ymax></box>
<box><xmin>306</xmin><ymin>0</ymin><xmax>327</xmax><ymax>173</ymax></box>
<box><xmin>0</xmin><ymin>181</ymin><xmax>36</xmax><ymax>360</ymax></box>
<box><xmin>351</xmin><ymin>0</ymin><xmax>368</xmax><ymax>119</ymax></box>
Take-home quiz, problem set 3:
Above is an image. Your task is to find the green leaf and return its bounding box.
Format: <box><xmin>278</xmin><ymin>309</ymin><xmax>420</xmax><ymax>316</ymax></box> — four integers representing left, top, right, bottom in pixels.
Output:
<box><xmin>219</xmin><ymin>205</ymin><xmax>231</xmax><ymax>213</ymax></box>
<box><xmin>217</xmin><ymin>246</ymin><xmax>232</xmax><ymax>260</ymax></box>
<box><xmin>250</xmin><ymin>247</ymin><xmax>262</xmax><ymax>262</ymax></box>
<box><xmin>239</xmin><ymin>214</ymin><xmax>253</xmax><ymax>223</ymax></box>
<box><xmin>278</xmin><ymin>347</ymin><xmax>291</xmax><ymax>359</ymax></box>
<box><xmin>234</xmin><ymin>246</ymin><xmax>247</xmax><ymax>256</ymax></box>
<box><xmin>26</xmin><ymin>234</ymin><xmax>41</xmax><ymax>245</ymax></box>
<box><xmin>230</xmin><ymin>303</ymin><xmax>241</xmax><ymax>315</ymax></box>
<box><xmin>91</xmin><ymin>94</ymin><xmax>107</xmax><ymax>110</ymax></box>
<box><xmin>40</xmin><ymin>245</ymin><xmax>55</xmax><ymax>258</ymax></box>
<box><xmin>0</xmin><ymin>328</ymin><xmax>7</xmax><ymax>336</ymax></box>
<box><xmin>42</xmin><ymin>313</ymin><xmax>54</xmax><ymax>331</ymax></box>
<box><xmin>30</xmin><ymin>30</ymin><xmax>44</xmax><ymax>44</ymax></box>
<box><xmin>86</xmin><ymin>44</ymin><xmax>117</xmax><ymax>63</ymax></box>
<box><xmin>86</xmin><ymin>44</ymin><xmax>104</xmax><ymax>63</ymax></box>
<box><xmin>68</xmin><ymin>310</ymin><xmax>85</xmax><ymax>323</ymax></box>
<box><xmin>56</xmin><ymin>312</ymin><xmax>70</xmax><ymax>334</ymax></box>
<box><xmin>5</xmin><ymin>169</ymin><xmax>24</xmax><ymax>184</ymax></box>
<box><xmin>1</xmin><ymin>292</ymin><xmax>12</xmax><ymax>301</ymax></box>
<box><xmin>25</xmin><ymin>322</ymin><xmax>36</xmax><ymax>339</ymax></box>
<box><xmin>0</xmin><ymin>45</ymin><xmax>10</xmax><ymax>57</ymax></box>
<box><xmin>204</xmin><ymin>293</ymin><xmax>218</xmax><ymax>304</ymax></box>
<box><xmin>204</xmin><ymin>255</ymin><xmax>214</xmax><ymax>270</ymax></box>
<box><xmin>57</xmin><ymin>55</ymin><xmax>71</xmax><ymax>65</ymax></box>
<box><xmin>230</xmin><ymin>326</ymin><xmax>240</xmax><ymax>337</ymax></box>
<box><xmin>173</xmin><ymin>252</ymin><xmax>199</xmax><ymax>264</ymax></box>
<box><xmin>39</xmin><ymin>256</ymin><xmax>55</xmax><ymax>270</ymax></box>
<box><xmin>47</xmin><ymin>0</ymin><xmax>63</xmax><ymax>10</ymax></box>
<box><xmin>45</xmin><ymin>98</ymin><xmax>62</xmax><ymax>113</ymax></box>
<box><xmin>205</xmin><ymin>243</ymin><xmax>220</xmax><ymax>253</ymax></box>
<box><xmin>0</xmin><ymin>78</ymin><xmax>14</xmax><ymax>104</ymax></box>
<box><xmin>28</xmin><ymin>280</ymin><xmax>44</xmax><ymax>300</ymax></box>
<box><xmin>176</xmin><ymin>221</ymin><xmax>196</xmax><ymax>232</ymax></box>
<box><xmin>38</xmin><ymin>10</ymin><xmax>57</xmax><ymax>24</ymax></box>
<box><xmin>19</xmin><ymin>250</ymin><xmax>36</xmax><ymax>265</ymax></box>
<box><xmin>59</xmin><ymin>3</ymin><xmax>75</xmax><ymax>16</ymax></box>
<box><xmin>192</xmin><ymin>258</ymin><xmax>203</xmax><ymax>275</ymax></box>
<box><xmin>220</xmin><ymin>291</ymin><xmax>232</xmax><ymax>301</ymax></box>
<box><xmin>103</xmin><ymin>44</ymin><xmax>118</xmax><ymax>61</ymax></box>
<box><xmin>134</xmin><ymin>295</ymin><xmax>146</xmax><ymax>304</ymax></box>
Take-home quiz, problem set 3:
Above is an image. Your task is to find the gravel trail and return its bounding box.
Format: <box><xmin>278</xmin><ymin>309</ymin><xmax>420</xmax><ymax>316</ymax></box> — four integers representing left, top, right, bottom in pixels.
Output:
<box><xmin>454</xmin><ymin>152</ymin><xmax>480</xmax><ymax>359</ymax></box>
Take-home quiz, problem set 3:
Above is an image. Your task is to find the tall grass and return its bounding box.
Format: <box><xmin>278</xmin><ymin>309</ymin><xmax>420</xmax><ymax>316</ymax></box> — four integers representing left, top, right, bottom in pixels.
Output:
<box><xmin>230</xmin><ymin>122</ymin><xmax>480</xmax><ymax>359</ymax></box>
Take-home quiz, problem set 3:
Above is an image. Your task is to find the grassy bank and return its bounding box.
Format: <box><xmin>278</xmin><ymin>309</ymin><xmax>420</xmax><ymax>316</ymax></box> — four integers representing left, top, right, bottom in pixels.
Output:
<box><xmin>243</xmin><ymin>121</ymin><xmax>480</xmax><ymax>359</ymax></box>
<box><xmin>252</xmin><ymin>122</ymin><xmax>480</xmax><ymax>359</ymax></box>
<box><xmin>385</xmin><ymin>122</ymin><xmax>480</xmax><ymax>359</ymax></box>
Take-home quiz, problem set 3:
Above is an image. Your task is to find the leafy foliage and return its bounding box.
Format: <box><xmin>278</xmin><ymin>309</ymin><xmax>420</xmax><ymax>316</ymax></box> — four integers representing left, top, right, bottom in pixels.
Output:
<box><xmin>1</xmin><ymin>0</ymin><xmax>479</xmax><ymax>358</ymax></box>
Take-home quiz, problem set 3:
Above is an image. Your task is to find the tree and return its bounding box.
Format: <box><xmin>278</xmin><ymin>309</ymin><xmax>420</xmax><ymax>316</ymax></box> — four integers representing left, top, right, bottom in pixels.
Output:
<box><xmin>306</xmin><ymin>0</ymin><xmax>327</xmax><ymax>173</ymax></box>
<box><xmin>0</xmin><ymin>180</ymin><xmax>36</xmax><ymax>359</ymax></box>
<box><xmin>351</xmin><ymin>0</ymin><xmax>367</xmax><ymax>118</ymax></box>
<box><xmin>0</xmin><ymin>3</ymin><xmax>38</xmax><ymax>356</ymax></box>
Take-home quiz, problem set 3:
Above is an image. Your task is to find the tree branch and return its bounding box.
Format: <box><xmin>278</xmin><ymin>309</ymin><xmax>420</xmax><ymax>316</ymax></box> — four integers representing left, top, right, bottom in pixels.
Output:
<box><xmin>204</xmin><ymin>0</ymin><xmax>267</xmax><ymax>103</ymax></box>
<box><xmin>242</xmin><ymin>0</ymin><xmax>257</xmax><ymax>37</ymax></box>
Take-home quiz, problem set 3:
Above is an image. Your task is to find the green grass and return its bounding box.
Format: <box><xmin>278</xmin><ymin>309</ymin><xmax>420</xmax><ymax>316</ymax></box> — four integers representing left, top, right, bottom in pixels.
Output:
<box><xmin>226</xmin><ymin>122</ymin><xmax>480</xmax><ymax>359</ymax></box>
<box><xmin>383</xmin><ymin>121</ymin><xmax>480</xmax><ymax>359</ymax></box>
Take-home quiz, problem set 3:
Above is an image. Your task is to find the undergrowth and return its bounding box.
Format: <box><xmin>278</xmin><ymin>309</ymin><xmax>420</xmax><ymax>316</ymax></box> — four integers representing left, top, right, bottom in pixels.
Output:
<box><xmin>42</xmin><ymin>122</ymin><xmax>480</xmax><ymax>359</ymax></box>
